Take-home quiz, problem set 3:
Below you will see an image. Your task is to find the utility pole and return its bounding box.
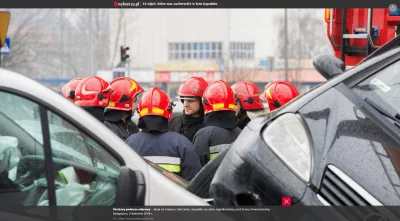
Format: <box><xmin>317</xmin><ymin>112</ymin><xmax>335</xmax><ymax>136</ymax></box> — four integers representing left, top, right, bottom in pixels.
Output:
<box><xmin>60</xmin><ymin>9</ymin><xmax>64</xmax><ymax>78</ymax></box>
<box><xmin>124</xmin><ymin>20</ymin><xmax>130</xmax><ymax>76</ymax></box>
<box><xmin>88</xmin><ymin>9</ymin><xmax>94</xmax><ymax>76</ymax></box>
<box><xmin>284</xmin><ymin>8</ymin><xmax>289</xmax><ymax>81</ymax></box>
<box><xmin>225</xmin><ymin>9</ymin><xmax>231</xmax><ymax>75</ymax></box>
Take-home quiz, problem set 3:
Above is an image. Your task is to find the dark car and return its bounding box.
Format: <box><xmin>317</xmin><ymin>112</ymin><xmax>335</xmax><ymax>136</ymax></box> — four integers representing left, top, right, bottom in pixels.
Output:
<box><xmin>208</xmin><ymin>36</ymin><xmax>400</xmax><ymax>218</ymax></box>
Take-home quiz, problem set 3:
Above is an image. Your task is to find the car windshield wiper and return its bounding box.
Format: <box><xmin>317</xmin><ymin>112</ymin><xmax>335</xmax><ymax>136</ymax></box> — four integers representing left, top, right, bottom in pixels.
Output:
<box><xmin>363</xmin><ymin>96</ymin><xmax>400</xmax><ymax>123</ymax></box>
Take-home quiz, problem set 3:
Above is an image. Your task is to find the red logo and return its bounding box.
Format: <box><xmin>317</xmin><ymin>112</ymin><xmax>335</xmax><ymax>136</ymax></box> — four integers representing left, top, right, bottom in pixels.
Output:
<box><xmin>282</xmin><ymin>197</ymin><xmax>291</xmax><ymax>206</ymax></box>
<box><xmin>114</xmin><ymin>1</ymin><xmax>118</xmax><ymax>7</ymax></box>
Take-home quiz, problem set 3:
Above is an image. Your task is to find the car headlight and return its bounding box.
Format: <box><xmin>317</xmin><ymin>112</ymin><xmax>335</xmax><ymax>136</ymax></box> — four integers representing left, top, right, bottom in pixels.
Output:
<box><xmin>261</xmin><ymin>113</ymin><xmax>313</xmax><ymax>183</ymax></box>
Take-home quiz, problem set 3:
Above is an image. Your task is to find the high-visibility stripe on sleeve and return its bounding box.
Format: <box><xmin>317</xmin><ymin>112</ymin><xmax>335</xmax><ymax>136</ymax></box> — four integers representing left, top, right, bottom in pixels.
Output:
<box><xmin>158</xmin><ymin>164</ymin><xmax>181</xmax><ymax>173</ymax></box>
<box><xmin>144</xmin><ymin>156</ymin><xmax>181</xmax><ymax>173</ymax></box>
<box><xmin>210</xmin><ymin>153</ymin><xmax>219</xmax><ymax>160</ymax></box>
<box><xmin>210</xmin><ymin>144</ymin><xmax>229</xmax><ymax>154</ymax></box>
<box><xmin>209</xmin><ymin>144</ymin><xmax>230</xmax><ymax>161</ymax></box>
<box><xmin>143</xmin><ymin>156</ymin><xmax>181</xmax><ymax>165</ymax></box>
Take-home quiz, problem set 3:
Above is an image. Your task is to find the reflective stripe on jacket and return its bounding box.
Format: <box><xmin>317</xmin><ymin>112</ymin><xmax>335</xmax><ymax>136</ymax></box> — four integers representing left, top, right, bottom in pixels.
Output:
<box><xmin>144</xmin><ymin>156</ymin><xmax>181</xmax><ymax>173</ymax></box>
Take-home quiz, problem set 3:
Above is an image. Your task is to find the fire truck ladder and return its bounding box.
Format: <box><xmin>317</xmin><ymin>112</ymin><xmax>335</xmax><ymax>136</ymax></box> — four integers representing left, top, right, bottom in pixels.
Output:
<box><xmin>329</xmin><ymin>8</ymin><xmax>380</xmax><ymax>69</ymax></box>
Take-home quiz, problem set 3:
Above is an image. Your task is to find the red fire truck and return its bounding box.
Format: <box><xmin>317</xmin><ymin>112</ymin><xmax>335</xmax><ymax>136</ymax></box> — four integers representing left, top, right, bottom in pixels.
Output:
<box><xmin>325</xmin><ymin>8</ymin><xmax>400</xmax><ymax>69</ymax></box>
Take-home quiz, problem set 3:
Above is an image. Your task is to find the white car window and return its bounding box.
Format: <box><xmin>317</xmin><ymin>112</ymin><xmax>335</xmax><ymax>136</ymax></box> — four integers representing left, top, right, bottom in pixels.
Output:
<box><xmin>0</xmin><ymin>91</ymin><xmax>47</xmax><ymax>207</ymax></box>
<box><xmin>0</xmin><ymin>91</ymin><xmax>121</xmax><ymax>208</ymax></box>
<box><xmin>41</xmin><ymin>110</ymin><xmax>121</xmax><ymax>206</ymax></box>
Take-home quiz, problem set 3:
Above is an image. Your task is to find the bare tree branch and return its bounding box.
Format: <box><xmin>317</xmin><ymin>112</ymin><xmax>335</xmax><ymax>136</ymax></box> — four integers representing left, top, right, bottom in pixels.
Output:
<box><xmin>273</xmin><ymin>9</ymin><xmax>333</xmax><ymax>88</ymax></box>
<box><xmin>110</xmin><ymin>9</ymin><xmax>125</xmax><ymax>69</ymax></box>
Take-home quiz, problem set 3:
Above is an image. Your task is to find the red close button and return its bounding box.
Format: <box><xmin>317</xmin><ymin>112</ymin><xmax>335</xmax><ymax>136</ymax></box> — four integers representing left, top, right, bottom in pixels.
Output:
<box><xmin>282</xmin><ymin>197</ymin><xmax>292</xmax><ymax>206</ymax></box>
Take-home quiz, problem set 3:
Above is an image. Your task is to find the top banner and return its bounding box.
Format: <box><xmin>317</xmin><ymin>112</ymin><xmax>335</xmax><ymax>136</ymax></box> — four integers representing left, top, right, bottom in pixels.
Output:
<box><xmin>0</xmin><ymin>0</ymin><xmax>397</xmax><ymax>8</ymax></box>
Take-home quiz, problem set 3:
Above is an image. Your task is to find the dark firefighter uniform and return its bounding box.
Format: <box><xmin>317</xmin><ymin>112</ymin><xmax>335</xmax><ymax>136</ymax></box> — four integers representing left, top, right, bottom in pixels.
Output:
<box><xmin>104</xmin><ymin>109</ymin><xmax>138</xmax><ymax>140</ymax></box>
<box><xmin>103</xmin><ymin>77</ymin><xmax>144</xmax><ymax>140</ymax></box>
<box><xmin>169</xmin><ymin>76</ymin><xmax>208</xmax><ymax>142</ymax></box>
<box><xmin>126</xmin><ymin>87</ymin><xmax>201</xmax><ymax>181</ymax></box>
<box><xmin>193</xmin><ymin>80</ymin><xmax>242</xmax><ymax>166</ymax></box>
<box><xmin>126</xmin><ymin>128</ymin><xmax>201</xmax><ymax>181</ymax></box>
<box><xmin>169</xmin><ymin>111</ymin><xmax>205</xmax><ymax>142</ymax></box>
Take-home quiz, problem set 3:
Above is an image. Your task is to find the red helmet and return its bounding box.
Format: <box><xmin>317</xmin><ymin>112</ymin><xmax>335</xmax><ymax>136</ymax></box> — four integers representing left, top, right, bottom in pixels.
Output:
<box><xmin>75</xmin><ymin>76</ymin><xmax>112</xmax><ymax>107</ymax></box>
<box><xmin>263</xmin><ymin>81</ymin><xmax>299</xmax><ymax>111</ymax></box>
<box><xmin>61</xmin><ymin>78</ymin><xmax>82</xmax><ymax>102</ymax></box>
<box><xmin>231</xmin><ymin>81</ymin><xmax>264</xmax><ymax>111</ymax></box>
<box><xmin>107</xmin><ymin>77</ymin><xmax>144</xmax><ymax>111</ymax></box>
<box><xmin>177</xmin><ymin>76</ymin><xmax>208</xmax><ymax>100</ymax></box>
<box><xmin>264</xmin><ymin>83</ymin><xmax>272</xmax><ymax>91</ymax></box>
<box><xmin>260</xmin><ymin>83</ymin><xmax>272</xmax><ymax>101</ymax></box>
<box><xmin>138</xmin><ymin>87</ymin><xmax>173</xmax><ymax>120</ymax></box>
<box><xmin>202</xmin><ymin>80</ymin><xmax>236</xmax><ymax>114</ymax></box>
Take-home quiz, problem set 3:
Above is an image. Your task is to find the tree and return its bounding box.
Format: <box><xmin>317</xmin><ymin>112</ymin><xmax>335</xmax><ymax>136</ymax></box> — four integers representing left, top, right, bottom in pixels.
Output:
<box><xmin>273</xmin><ymin>9</ymin><xmax>333</xmax><ymax>88</ymax></box>
<box><xmin>0</xmin><ymin>9</ymin><xmax>61</xmax><ymax>78</ymax></box>
<box><xmin>1</xmin><ymin>9</ymin><xmax>139</xmax><ymax>79</ymax></box>
<box><xmin>222</xmin><ymin>59</ymin><xmax>257</xmax><ymax>83</ymax></box>
<box><xmin>59</xmin><ymin>9</ymin><xmax>111</xmax><ymax>77</ymax></box>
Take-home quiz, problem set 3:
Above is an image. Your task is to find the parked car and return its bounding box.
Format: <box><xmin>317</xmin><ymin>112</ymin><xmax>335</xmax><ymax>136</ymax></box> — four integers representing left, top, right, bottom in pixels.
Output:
<box><xmin>208</xmin><ymin>35</ymin><xmax>400</xmax><ymax>219</ymax></box>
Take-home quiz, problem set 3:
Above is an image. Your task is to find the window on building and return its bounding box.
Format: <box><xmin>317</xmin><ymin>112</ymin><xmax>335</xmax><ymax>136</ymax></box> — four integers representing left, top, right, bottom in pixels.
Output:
<box><xmin>228</xmin><ymin>42</ymin><xmax>255</xmax><ymax>60</ymax></box>
<box><xmin>168</xmin><ymin>42</ymin><xmax>225</xmax><ymax>61</ymax></box>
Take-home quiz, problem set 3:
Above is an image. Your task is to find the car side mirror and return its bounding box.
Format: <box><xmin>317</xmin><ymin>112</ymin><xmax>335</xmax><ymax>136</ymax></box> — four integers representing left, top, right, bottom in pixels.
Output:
<box><xmin>115</xmin><ymin>166</ymin><xmax>146</xmax><ymax>206</ymax></box>
<box><xmin>313</xmin><ymin>53</ymin><xmax>345</xmax><ymax>80</ymax></box>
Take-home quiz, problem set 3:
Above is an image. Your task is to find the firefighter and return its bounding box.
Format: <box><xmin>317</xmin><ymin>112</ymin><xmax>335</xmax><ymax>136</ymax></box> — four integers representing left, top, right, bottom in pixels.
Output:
<box><xmin>74</xmin><ymin>76</ymin><xmax>112</xmax><ymax>122</ymax></box>
<box><xmin>125</xmin><ymin>87</ymin><xmax>201</xmax><ymax>181</ymax></box>
<box><xmin>231</xmin><ymin>81</ymin><xmax>268</xmax><ymax>130</ymax></box>
<box><xmin>261</xmin><ymin>80</ymin><xmax>299</xmax><ymax>111</ymax></box>
<box><xmin>60</xmin><ymin>78</ymin><xmax>83</xmax><ymax>102</ymax></box>
<box><xmin>104</xmin><ymin>77</ymin><xmax>144</xmax><ymax>140</ymax></box>
<box><xmin>169</xmin><ymin>76</ymin><xmax>208</xmax><ymax>142</ymax></box>
<box><xmin>193</xmin><ymin>80</ymin><xmax>242</xmax><ymax>166</ymax></box>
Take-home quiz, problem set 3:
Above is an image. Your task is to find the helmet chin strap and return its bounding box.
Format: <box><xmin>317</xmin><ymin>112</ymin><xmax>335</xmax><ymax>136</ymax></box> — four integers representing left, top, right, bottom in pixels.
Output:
<box><xmin>272</xmin><ymin>100</ymin><xmax>281</xmax><ymax>108</ymax></box>
<box><xmin>126</xmin><ymin>109</ymin><xmax>133</xmax><ymax>118</ymax></box>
